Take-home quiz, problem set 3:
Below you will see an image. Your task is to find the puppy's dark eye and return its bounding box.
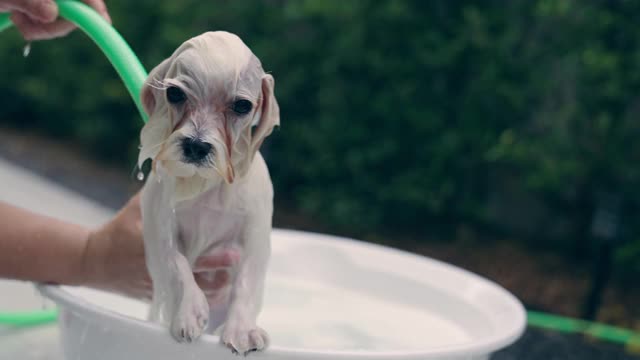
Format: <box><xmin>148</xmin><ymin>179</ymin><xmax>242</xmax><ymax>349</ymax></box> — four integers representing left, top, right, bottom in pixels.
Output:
<box><xmin>166</xmin><ymin>86</ymin><xmax>187</xmax><ymax>104</ymax></box>
<box><xmin>232</xmin><ymin>99</ymin><xmax>252</xmax><ymax>115</ymax></box>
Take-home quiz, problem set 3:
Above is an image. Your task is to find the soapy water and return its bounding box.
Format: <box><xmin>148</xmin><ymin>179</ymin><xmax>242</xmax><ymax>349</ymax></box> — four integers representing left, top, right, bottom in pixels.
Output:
<box><xmin>262</xmin><ymin>276</ymin><xmax>473</xmax><ymax>350</ymax></box>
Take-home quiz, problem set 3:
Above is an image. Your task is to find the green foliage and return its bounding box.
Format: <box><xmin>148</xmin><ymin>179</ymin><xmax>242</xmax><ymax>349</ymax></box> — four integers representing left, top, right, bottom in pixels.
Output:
<box><xmin>1</xmin><ymin>0</ymin><xmax>640</xmax><ymax>273</ymax></box>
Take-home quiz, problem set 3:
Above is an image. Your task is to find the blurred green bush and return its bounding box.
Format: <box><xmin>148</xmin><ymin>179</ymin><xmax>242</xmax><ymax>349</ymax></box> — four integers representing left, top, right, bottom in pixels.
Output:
<box><xmin>1</xmin><ymin>0</ymin><xmax>640</xmax><ymax>275</ymax></box>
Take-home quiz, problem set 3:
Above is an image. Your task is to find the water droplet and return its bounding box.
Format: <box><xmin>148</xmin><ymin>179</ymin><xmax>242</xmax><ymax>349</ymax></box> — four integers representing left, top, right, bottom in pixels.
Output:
<box><xmin>23</xmin><ymin>42</ymin><xmax>31</xmax><ymax>57</ymax></box>
<box><xmin>137</xmin><ymin>171</ymin><xmax>145</xmax><ymax>181</ymax></box>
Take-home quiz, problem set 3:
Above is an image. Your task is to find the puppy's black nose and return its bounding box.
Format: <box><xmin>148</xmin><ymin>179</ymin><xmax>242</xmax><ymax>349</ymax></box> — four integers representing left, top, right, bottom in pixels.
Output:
<box><xmin>181</xmin><ymin>138</ymin><xmax>212</xmax><ymax>163</ymax></box>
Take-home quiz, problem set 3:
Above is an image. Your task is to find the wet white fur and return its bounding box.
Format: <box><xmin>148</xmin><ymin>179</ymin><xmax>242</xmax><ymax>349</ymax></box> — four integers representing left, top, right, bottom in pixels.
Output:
<box><xmin>138</xmin><ymin>31</ymin><xmax>279</xmax><ymax>354</ymax></box>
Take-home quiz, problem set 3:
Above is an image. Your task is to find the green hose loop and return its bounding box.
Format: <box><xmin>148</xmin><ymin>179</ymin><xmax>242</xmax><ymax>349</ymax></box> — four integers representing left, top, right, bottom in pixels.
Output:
<box><xmin>0</xmin><ymin>0</ymin><xmax>148</xmax><ymax>122</ymax></box>
<box><xmin>0</xmin><ymin>309</ymin><xmax>58</xmax><ymax>327</ymax></box>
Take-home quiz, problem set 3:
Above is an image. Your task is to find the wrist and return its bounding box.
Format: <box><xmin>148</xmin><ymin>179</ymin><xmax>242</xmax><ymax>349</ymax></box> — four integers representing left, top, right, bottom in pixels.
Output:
<box><xmin>77</xmin><ymin>227</ymin><xmax>106</xmax><ymax>288</ymax></box>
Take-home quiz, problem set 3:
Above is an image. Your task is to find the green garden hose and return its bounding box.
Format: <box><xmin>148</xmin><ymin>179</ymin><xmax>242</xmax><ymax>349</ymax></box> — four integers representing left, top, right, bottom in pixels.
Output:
<box><xmin>0</xmin><ymin>1</ymin><xmax>639</xmax><ymax>351</ymax></box>
<box><xmin>528</xmin><ymin>311</ymin><xmax>640</xmax><ymax>350</ymax></box>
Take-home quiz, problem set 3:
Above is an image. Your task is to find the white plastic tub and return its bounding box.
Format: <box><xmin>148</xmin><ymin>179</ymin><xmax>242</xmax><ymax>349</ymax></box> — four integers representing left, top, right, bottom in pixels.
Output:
<box><xmin>40</xmin><ymin>229</ymin><xmax>526</xmax><ymax>360</ymax></box>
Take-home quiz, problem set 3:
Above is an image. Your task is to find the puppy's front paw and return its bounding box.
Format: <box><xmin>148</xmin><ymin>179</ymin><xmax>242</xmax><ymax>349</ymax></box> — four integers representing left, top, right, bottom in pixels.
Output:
<box><xmin>170</xmin><ymin>289</ymin><xmax>209</xmax><ymax>343</ymax></box>
<box><xmin>222</xmin><ymin>324</ymin><xmax>269</xmax><ymax>355</ymax></box>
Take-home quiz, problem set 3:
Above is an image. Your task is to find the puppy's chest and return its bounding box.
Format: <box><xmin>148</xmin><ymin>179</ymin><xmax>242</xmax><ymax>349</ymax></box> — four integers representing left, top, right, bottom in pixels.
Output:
<box><xmin>175</xmin><ymin>201</ymin><xmax>249</xmax><ymax>263</ymax></box>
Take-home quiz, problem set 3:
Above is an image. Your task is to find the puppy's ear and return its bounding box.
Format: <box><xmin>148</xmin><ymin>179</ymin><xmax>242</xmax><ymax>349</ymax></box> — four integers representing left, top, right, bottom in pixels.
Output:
<box><xmin>141</xmin><ymin>58</ymin><xmax>171</xmax><ymax>116</ymax></box>
<box><xmin>234</xmin><ymin>74</ymin><xmax>279</xmax><ymax>177</ymax></box>
<box><xmin>138</xmin><ymin>58</ymin><xmax>172</xmax><ymax>168</ymax></box>
<box><xmin>251</xmin><ymin>74</ymin><xmax>280</xmax><ymax>155</ymax></box>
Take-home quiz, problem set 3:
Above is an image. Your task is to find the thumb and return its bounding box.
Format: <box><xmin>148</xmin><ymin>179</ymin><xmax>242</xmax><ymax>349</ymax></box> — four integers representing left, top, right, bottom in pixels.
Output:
<box><xmin>3</xmin><ymin>0</ymin><xmax>58</xmax><ymax>23</ymax></box>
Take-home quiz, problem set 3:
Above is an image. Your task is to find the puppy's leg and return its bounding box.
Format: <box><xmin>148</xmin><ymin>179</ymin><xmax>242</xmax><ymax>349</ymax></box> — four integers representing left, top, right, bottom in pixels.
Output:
<box><xmin>221</xmin><ymin>218</ymin><xmax>271</xmax><ymax>355</ymax></box>
<box><xmin>142</xmin><ymin>172</ymin><xmax>209</xmax><ymax>343</ymax></box>
<box><xmin>165</xmin><ymin>253</ymin><xmax>210</xmax><ymax>342</ymax></box>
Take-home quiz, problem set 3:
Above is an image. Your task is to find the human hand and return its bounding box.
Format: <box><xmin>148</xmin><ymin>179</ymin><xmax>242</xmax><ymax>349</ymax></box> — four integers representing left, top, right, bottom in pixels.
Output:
<box><xmin>0</xmin><ymin>0</ymin><xmax>111</xmax><ymax>41</ymax></box>
<box><xmin>81</xmin><ymin>193</ymin><xmax>239</xmax><ymax>301</ymax></box>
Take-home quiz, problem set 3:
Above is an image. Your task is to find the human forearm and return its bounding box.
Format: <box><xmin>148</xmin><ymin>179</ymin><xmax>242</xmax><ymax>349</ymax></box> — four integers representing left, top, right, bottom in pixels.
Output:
<box><xmin>0</xmin><ymin>201</ymin><xmax>89</xmax><ymax>285</ymax></box>
<box><xmin>0</xmin><ymin>195</ymin><xmax>239</xmax><ymax>299</ymax></box>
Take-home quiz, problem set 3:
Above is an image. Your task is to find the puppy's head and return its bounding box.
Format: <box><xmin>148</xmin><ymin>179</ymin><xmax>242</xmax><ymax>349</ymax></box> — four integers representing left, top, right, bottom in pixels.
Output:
<box><xmin>138</xmin><ymin>31</ymin><xmax>279</xmax><ymax>198</ymax></box>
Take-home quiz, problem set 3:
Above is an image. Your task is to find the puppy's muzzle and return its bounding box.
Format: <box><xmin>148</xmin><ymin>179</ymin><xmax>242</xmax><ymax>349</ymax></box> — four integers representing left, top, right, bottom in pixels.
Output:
<box><xmin>181</xmin><ymin>137</ymin><xmax>213</xmax><ymax>164</ymax></box>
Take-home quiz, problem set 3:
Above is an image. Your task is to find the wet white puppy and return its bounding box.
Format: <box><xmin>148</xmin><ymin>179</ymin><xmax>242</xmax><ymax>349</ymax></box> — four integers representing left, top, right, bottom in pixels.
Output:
<box><xmin>137</xmin><ymin>31</ymin><xmax>279</xmax><ymax>355</ymax></box>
